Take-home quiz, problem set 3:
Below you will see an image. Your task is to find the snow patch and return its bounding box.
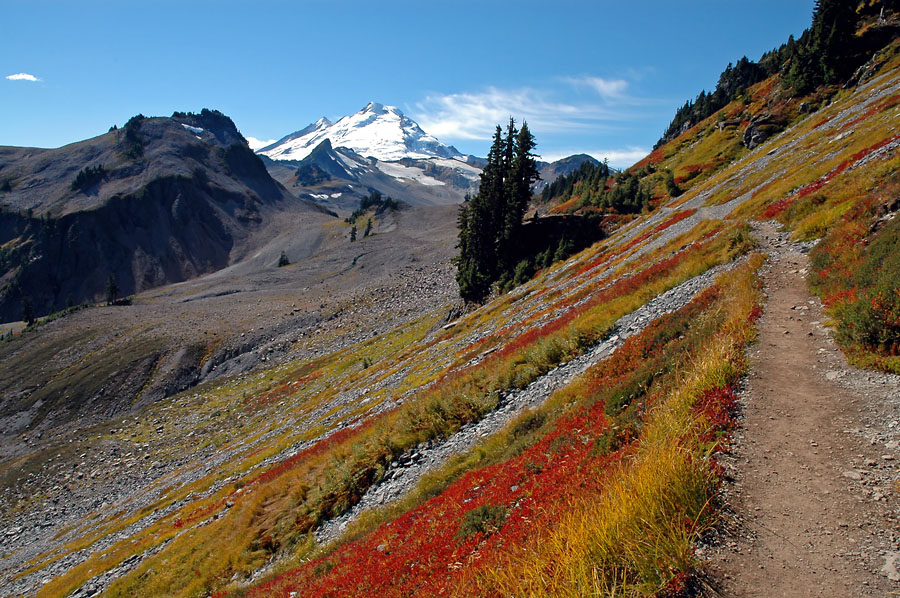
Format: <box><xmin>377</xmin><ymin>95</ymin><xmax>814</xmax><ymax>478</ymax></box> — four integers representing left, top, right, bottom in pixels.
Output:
<box><xmin>426</xmin><ymin>157</ymin><xmax>482</xmax><ymax>181</ymax></box>
<box><xmin>181</xmin><ymin>124</ymin><xmax>204</xmax><ymax>135</ymax></box>
<box><xmin>246</xmin><ymin>136</ymin><xmax>278</xmax><ymax>150</ymax></box>
<box><xmin>376</xmin><ymin>162</ymin><xmax>446</xmax><ymax>186</ymax></box>
<box><xmin>336</xmin><ymin>152</ymin><xmax>367</xmax><ymax>172</ymax></box>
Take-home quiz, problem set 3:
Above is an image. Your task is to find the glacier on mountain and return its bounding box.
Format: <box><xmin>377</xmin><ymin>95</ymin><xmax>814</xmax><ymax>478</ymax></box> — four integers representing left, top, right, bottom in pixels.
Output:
<box><xmin>258</xmin><ymin>102</ymin><xmax>465</xmax><ymax>163</ymax></box>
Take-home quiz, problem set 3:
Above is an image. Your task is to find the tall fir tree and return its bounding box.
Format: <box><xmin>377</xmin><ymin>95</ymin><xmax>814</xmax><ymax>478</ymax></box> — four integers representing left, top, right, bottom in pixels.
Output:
<box><xmin>455</xmin><ymin>120</ymin><xmax>540</xmax><ymax>302</ymax></box>
<box><xmin>783</xmin><ymin>0</ymin><xmax>860</xmax><ymax>94</ymax></box>
<box><xmin>500</xmin><ymin>121</ymin><xmax>540</xmax><ymax>270</ymax></box>
<box><xmin>105</xmin><ymin>274</ymin><xmax>120</xmax><ymax>305</ymax></box>
<box><xmin>21</xmin><ymin>297</ymin><xmax>35</xmax><ymax>326</ymax></box>
<box><xmin>812</xmin><ymin>0</ymin><xmax>858</xmax><ymax>85</ymax></box>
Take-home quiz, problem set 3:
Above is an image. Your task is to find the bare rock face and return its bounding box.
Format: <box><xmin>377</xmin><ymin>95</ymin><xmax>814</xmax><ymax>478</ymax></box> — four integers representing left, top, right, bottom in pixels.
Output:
<box><xmin>743</xmin><ymin>114</ymin><xmax>781</xmax><ymax>149</ymax></box>
<box><xmin>0</xmin><ymin>110</ymin><xmax>328</xmax><ymax>322</ymax></box>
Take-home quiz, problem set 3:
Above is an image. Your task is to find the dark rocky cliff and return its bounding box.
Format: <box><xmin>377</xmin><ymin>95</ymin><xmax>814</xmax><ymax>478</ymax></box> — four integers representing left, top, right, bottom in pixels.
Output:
<box><xmin>0</xmin><ymin>110</ymin><xmax>327</xmax><ymax>322</ymax></box>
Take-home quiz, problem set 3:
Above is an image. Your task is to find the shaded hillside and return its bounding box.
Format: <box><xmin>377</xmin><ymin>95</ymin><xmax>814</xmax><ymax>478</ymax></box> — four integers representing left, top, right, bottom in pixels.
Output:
<box><xmin>0</xmin><ymin>110</ymin><xmax>331</xmax><ymax>322</ymax></box>
<box><xmin>0</xmin><ymin>201</ymin><xmax>456</xmax><ymax>447</ymax></box>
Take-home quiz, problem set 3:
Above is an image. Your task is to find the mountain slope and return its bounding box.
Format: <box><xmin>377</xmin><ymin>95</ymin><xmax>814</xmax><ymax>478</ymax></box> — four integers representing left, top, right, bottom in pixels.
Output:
<box><xmin>0</xmin><ymin>110</ymin><xmax>331</xmax><ymax>322</ymax></box>
<box><xmin>258</xmin><ymin>103</ymin><xmax>482</xmax><ymax>208</ymax></box>
<box><xmin>6</xmin><ymin>10</ymin><xmax>900</xmax><ymax>598</ymax></box>
<box><xmin>534</xmin><ymin>153</ymin><xmax>600</xmax><ymax>194</ymax></box>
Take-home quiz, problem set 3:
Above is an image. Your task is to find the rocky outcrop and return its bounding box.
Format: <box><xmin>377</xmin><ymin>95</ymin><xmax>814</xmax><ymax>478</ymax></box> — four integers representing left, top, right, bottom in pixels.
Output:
<box><xmin>534</xmin><ymin>154</ymin><xmax>600</xmax><ymax>194</ymax></box>
<box><xmin>743</xmin><ymin>113</ymin><xmax>783</xmax><ymax>149</ymax></box>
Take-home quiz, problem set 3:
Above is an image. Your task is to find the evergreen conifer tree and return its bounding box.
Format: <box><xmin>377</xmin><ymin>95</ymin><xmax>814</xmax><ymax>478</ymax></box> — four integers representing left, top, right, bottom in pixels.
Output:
<box><xmin>812</xmin><ymin>0</ymin><xmax>858</xmax><ymax>85</ymax></box>
<box><xmin>455</xmin><ymin>120</ymin><xmax>540</xmax><ymax>302</ymax></box>
<box><xmin>664</xmin><ymin>170</ymin><xmax>682</xmax><ymax>198</ymax></box>
<box><xmin>105</xmin><ymin>274</ymin><xmax>120</xmax><ymax>305</ymax></box>
<box><xmin>21</xmin><ymin>297</ymin><xmax>35</xmax><ymax>326</ymax></box>
<box><xmin>500</xmin><ymin>121</ymin><xmax>540</xmax><ymax>270</ymax></box>
<box><xmin>783</xmin><ymin>1</ymin><xmax>860</xmax><ymax>94</ymax></box>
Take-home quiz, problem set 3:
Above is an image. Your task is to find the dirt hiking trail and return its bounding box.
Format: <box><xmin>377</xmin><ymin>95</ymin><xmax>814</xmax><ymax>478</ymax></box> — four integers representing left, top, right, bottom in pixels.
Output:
<box><xmin>704</xmin><ymin>222</ymin><xmax>900</xmax><ymax>596</ymax></box>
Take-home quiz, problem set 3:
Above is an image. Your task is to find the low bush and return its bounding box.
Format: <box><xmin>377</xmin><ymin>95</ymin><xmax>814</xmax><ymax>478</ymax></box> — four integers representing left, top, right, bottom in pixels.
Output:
<box><xmin>456</xmin><ymin>504</ymin><xmax>509</xmax><ymax>540</ymax></box>
<box><xmin>833</xmin><ymin>215</ymin><xmax>900</xmax><ymax>352</ymax></box>
<box><xmin>70</xmin><ymin>165</ymin><xmax>106</xmax><ymax>192</ymax></box>
<box><xmin>807</xmin><ymin>171</ymin><xmax>900</xmax><ymax>371</ymax></box>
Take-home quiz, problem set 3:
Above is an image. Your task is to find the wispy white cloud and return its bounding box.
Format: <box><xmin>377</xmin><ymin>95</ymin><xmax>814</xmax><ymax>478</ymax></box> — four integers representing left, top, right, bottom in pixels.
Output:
<box><xmin>246</xmin><ymin>136</ymin><xmax>277</xmax><ymax>150</ymax></box>
<box><xmin>410</xmin><ymin>74</ymin><xmax>668</xmax><ymax>147</ymax></box>
<box><xmin>561</xmin><ymin>75</ymin><xmax>629</xmax><ymax>98</ymax></box>
<box><xmin>410</xmin><ymin>76</ymin><xmax>667</xmax><ymax>168</ymax></box>
<box><xmin>541</xmin><ymin>147</ymin><xmax>650</xmax><ymax>169</ymax></box>
<box><xmin>411</xmin><ymin>85</ymin><xmax>629</xmax><ymax>142</ymax></box>
<box><xmin>6</xmin><ymin>72</ymin><xmax>40</xmax><ymax>82</ymax></box>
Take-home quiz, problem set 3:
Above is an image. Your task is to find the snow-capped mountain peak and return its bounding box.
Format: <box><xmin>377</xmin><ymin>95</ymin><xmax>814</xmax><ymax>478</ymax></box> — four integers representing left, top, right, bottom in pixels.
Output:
<box><xmin>259</xmin><ymin>103</ymin><xmax>464</xmax><ymax>163</ymax></box>
<box><xmin>312</xmin><ymin>116</ymin><xmax>333</xmax><ymax>129</ymax></box>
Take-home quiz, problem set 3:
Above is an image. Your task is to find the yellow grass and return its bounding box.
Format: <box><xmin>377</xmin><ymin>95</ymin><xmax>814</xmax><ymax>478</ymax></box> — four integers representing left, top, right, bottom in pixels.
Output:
<box><xmin>476</xmin><ymin>254</ymin><xmax>763</xmax><ymax>597</ymax></box>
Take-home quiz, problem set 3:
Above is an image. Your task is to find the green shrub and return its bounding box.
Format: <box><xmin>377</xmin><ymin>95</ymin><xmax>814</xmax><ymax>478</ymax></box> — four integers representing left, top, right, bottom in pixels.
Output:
<box><xmin>604</xmin><ymin>367</ymin><xmax>656</xmax><ymax>417</ymax></box>
<box><xmin>510</xmin><ymin>410</ymin><xmax>547</xmax><ymax>440</ymax></box>
<box><xmin>456</xmin><ymin>504</ymin><xmax>508</xmax><ymax>540</ymax></box>
<box><xmin>783</xmin><ymin>192</ymin><xmax>827</xmax><ymax>224</ymax></box>
<box><xmin>71</xmin><ymin>165</ymin><xmax>107</xmax><ymax>192</ymax></box>
<box><xmin>553</xmin><ymin>236</ymin><xmax>575</xmax><ymax>262</ymax></box>
<box><xmin>512</xmin><ymin>259</ymin><xmax>534</xmax><ymax>285</ymax></box>
<box><xmin>122</xmin><ymin>115</ymin><xmax>145</xmax><ymax>159</ymax></box>
<box><xmin>835</xmin><ymin>216</ymin><xmax>900</xmax><ymax>352</ymax></box>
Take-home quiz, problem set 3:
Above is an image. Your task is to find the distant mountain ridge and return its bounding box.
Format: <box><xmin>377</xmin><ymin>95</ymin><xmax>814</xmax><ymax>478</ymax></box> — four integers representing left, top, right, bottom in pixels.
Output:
<box><xmin>534</xmin><ymin>154</ymin><xmax>601</xmax><ymax>194</ymax></box>
<box><xmin>259</xmin><ymin>103</ymin><xmax>600</xmax><ymax>210</ymax></box>
<box><xmin>261</xmin><ymin>138</ymin><xmax>482</xmax><ymax>211</ymax></box>
<box><xmin>257</xmin><ymin>103</ymin><xmax>484</xmax><ymax>208</ymax></box>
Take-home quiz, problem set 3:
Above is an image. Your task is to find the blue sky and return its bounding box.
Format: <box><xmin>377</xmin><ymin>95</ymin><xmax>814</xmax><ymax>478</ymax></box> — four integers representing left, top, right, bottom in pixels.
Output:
<box><xmin>2</xmin><ymin>1</ymin><xmax>815</xmax><ymax>168</ymax></box>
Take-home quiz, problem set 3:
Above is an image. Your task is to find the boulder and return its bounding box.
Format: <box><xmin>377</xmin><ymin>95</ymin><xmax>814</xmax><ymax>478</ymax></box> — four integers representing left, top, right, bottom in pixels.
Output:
<box><xmin>743</xmin><ymin>114</ymin><xmax>781</xmax><ymax>149</ymax></box>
